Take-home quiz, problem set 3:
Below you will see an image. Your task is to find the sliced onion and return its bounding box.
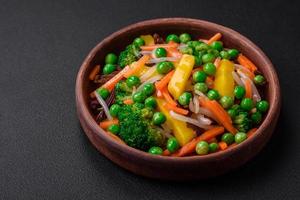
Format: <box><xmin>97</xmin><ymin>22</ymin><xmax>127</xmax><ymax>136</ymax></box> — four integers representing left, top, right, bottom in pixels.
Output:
<box><xmin>199</xmin><ymin>38</ymin><xmax>208</xmax><ymax>43</ymax></box>
<box><xmin>140</xmin><ymin>50</ymin><xmax>152</xmax><ymax>55</ymax></box>
<box><xmin>177</xmin><ymin>44</ymin><xmax>187</xmax><ymax>50</ymax></box>
<box><xmin>94</xmin><ymin>91</ymin><xmax>113</xmax><ymax>120</ymax></box>
<box><xmin>140</xmin><ymin>66</ymin><xmax>157</xmax><ymax>82</ymax></box>
<box><xmin>232</xmin><ymin>71</ymin><xmax>244</xmax><ymax>86</ymax></box>
<box><xmin>237</xmin><ymin>70</ymin><xmax>248</xmax><ymax>79</ymax></box>
<box><xmin>146</xmin><ymin>57</ymin><xmax>179</xmax><ymax>64</ymax></box>
<box><xmin>198</xmin><ymin>107</ymin><xmax>219</xmax><ymax>122</ymax></box>
<box><xmin>196</xmin><ymin>114</ymin><xmax>212</xmax><ymax>125</ymax></box>
<box><xmin>160</xmin><ymin>124</ymin><xmax>173</xmax><ymax>138</ymax></box>
<box><xmin>241</xmin><ymin>76</ymin><xmax>261</xmax><ymax>102</ymax></box>
<box><xmin>194</xmin><ymin>90</ymin><xmax>208</xmax><ymax>99</ymax></box>
<box><xmin>136</xmin><ymin>75</ymin><xmax>163</xmax><ymax>93</ymax></box>
<box><xmin>235</xmin><ymin>64</ymin><xmax>252</xmax><ymax>75</ymax></box>
<box><xmin>193</xmin><ymin>95</ymin><xmax>200</xmax><ymax>114</ymax></box>
<box><xmin>169</xmin><ymin>111</ymin><xmax>214</xmax><ymax>130</ymax></box>
<box><xmin>189</xmin><ymin>100</ymin><xmax>195</xmax><ymax>113</ymax></box>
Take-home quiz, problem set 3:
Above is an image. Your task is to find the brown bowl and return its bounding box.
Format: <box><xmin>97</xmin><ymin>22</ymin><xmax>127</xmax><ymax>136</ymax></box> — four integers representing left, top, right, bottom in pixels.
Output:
<box><xmin>75</xmin><ymin>18</ymin><xmax>281</xmax><ymax>180</ymax></box>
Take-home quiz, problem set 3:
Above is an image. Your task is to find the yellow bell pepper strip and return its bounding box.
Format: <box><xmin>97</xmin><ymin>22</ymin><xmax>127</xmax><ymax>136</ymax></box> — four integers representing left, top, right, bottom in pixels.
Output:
<box><xmin>214</xmin><ymin>59</ymin><xmax>235</xmax><ymax>97</ymax></box>
<box><xmin>156</xmin><ymin>98</ymin><xmax>196</xmax><ymax>146</ymax></box>
<box><xmin>168</xmin><ymin>54</ymin><xmax>195</xmax><ymax>99</ymax></box>
<box><xmin>140</xmin><ymin>35</ymin><xmax>155</xmax><ymax>46</ymax></box>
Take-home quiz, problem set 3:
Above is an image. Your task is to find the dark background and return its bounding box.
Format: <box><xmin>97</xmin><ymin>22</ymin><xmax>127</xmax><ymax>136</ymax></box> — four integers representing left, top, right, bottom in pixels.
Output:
<box><xmin>1</xmin><ymin>0</ymin><xmax>299</xmax><ymax>199</ymax></box>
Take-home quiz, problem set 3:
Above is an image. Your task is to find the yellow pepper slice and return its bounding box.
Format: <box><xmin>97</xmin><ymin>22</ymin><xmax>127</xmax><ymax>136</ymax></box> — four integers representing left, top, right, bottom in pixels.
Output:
<box><xmin>214</xmin><ymin>59</ymin><xmax>235</xmax><ymax>97</ymax></box>
<box><xmin>140</xmin><ymin>35</ymin><xmax>154</xmax><ymax>46</ymax></box>
<box><xmin>168</xmin><ymin>54</ymin><xmax>195</xmax><ymax>99</ymax></box>
<box><xmin>156</xmin><ymin>98</ymin><xmax>196</xmax><ymax>146</ymax></box>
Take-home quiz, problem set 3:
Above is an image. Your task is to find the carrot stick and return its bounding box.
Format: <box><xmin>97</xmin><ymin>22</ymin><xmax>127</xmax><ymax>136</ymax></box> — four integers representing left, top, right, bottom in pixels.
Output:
<box><xmin>199</xmin><ymin>97</ymin><xmax>237</xmax><ymax>134</ymax></box>
<box><xmin>165</xmin><ymin>103</ymin><xmax>189</xmax><ymax>115</ymax></box>
<box><xmin>89</xmin><ymin>65</ymin><xmax>100</xmax><ymax>81</ymax></box>
<box><xmin>166</xmin><ymin>42</ymin><xmax>182</xmax><ymax>58</ymax></box>
<box><xmin>238</xmin><ymin>69</ymin><xmax>255</xmax><ymax>80</ymax></box>
<box><xmin>162</xmin><ymin>149</ymin><xmax>171</xmax><ymax>156</ymax></box>
<box><xmin>247</xmin><ymin>128</ymin><xmax>258</xmax><ymax>138</ymax></box>
<box><xmin>106</xmin><ymin>131</ymin><xmax>125</xmax><ymax>144</ymax></box>
<box><xmin>123</xmin><ymin>98</ymin><xmax>133</xmax><ymax>105</ymax></box>
<box><xmin>100</xmin><ymin>65</ymin><xmax>130</xmax><ymax>92</ymax></box>
<box><xmin>99</xmin><ymin>119</ymin><xmax>119</xmax><ymax>129</ymax></box>
<box><xmin>124</xmin><ymin>55</ymin><xmax>150</xmax><ymax>78</ymax></box>
<box><xmin>237</xmin><ymin>54</ymin><xmax>258</xmax><ymax>72</ymax></box>
<box><xmin>155</xmin><ymin>70</ymin><xmax>175</xmax><ymax>91</ymax></box>
<box><xmin>214</xmin><ymin>57</ymin><xmax>221</xmax><ymax>68</ymax></box>
<box><xmin>172</xmin><ymin>126</ymin><xmax>225</xmax><ymax>157</ymax></box>
<box><xmin>140</xmin><ymin>43</ymin><xmax>178</xmax><ymax>51</ymax></box>
<box><xmin>244</xmin><ymin>78</ymin><xmax>252</xmax><ymax>98</ymax></box>
<box><xmin>207</xmin><ymin>33</ymin><xmax>222</xmax><ymax>45</ymax></box>
<box><xmin>218</xmin><ymin>141</ymin><xmax>228</xmax><ymax>150</ymax></box>
<box><xmin>161</xmin><ymin>87</ymin><xmax>177</xmax><ymax>106</ymax></box>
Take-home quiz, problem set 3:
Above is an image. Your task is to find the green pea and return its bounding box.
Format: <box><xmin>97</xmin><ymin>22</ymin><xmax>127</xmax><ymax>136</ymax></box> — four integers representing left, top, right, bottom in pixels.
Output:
<box><xmin>207</xmin><ymin>89</ymin><xmax>220</xmax><ymax>100</ymax></box>
<box><xmin>203</xmin><ymin>63</ymin><xmax>216</xmax><ymax>76</ymax></box>
<box><xmin>221</xmin><ymin>133</ymin><xmax>235</xmax><ymax>145</ymax></box>
<box><xmin>194</xmin><ymin>55</ymin><xmax>202</xmax><ymax>66</ymax></box>
<box><xmin>202</xmin><ymin>53</ymin><xmax>215</xmax><ymax>63</ymax></box>
<box><xmin>143</xmin><ymin>83</ymin><xmax>155</xmax><ymax>96</ymax></box>
<box><xmin>107</xmin><ymin>124</ymin><xmax>120</xmax><ymax>134</ymax></box>
<box><xmin>178</xmin><ymin>92</ymin><xmax>192</xmax><ymax>106</ymax></box>
<box><xmin>103</xmin><ymin>64</ymin><xmax>116</xmax><ymax>75</ymax></box>
<box><xmin>256</xmin><ymin>100</ymin><xmax>269</xmax><ymax>113</ymax></box>
<box><xmin>234</xmin><ymin>86</ymin><xmax>246</xmax><ymax>99</ymax></box>
<box><xmin>228</xmin><ymin>49</ymin><xmax>239</xmax><ymax>59</ymax></box>
<box><xmin>154</xmin><ymin>47</ymin><xmax>167</xmax><ymax>58</ymax></box>
<box><xmin>227</xmin><ymin>108</ymin><xmax>237</xmax><ymax>119</ymax></box>
<box><xmin>109</xmin><ymin>104</ymin><xmax>121</xmax><ymax>117</ymax></box>
<box><xmin>235</xmin><ymin>132</ymin><xmax>247</xmax><ymax>144</ymax></box>
<box><xmin>156</xmin><ymin>61</ymin><xmax>174</xmax><ymax>74</ymax></box>
<box><xmin>167</xmin><ymin>137</ymin><xmax>180</xmax><ymax>153</ymax></box>
<box><xmin>180</xmin><ymin>46</ymin><xmax>194</xmax><ymax>55</ymax></box>
<box><xmin>240</xmin><ymin>98</ymin><xmax>254</xmax><ymax>111</ymax></box>
<box><xmin>145</xmin><ymin>96</ymin><xmax>157</xmax><ymax>109</ymax></box>
<box><xmin>195</xmin><ymin>43</ymin><xmax>210</xmax><ymax>51</ymax></box>
<box><xmin>179</xmin><ymin>33</ymin><xmax>191</xmax><ymax>43</ymax></box>
<box><xmin>209</xmin><ymin>142</ymin><xmax>219</xmax><ymax>153</ymax></box>
<box><xmin>166</xmin><ymin>34</ymin><xmax>180</xmax><ymax>43</ymax></box>
<box><xmin>133</xmin><ymin>37</ymin><xmax>145</xmax><ymax>47</ymax></box>
<box><xmin>191</xmin><ymin>40</ymin><xmax>202</xmax><ymax>47</ymax></box>
<box><xmin>152</xmin><ymin>112</ymin><xmax>166</xmax><ymax>125</ymax></box>
<box><xmin>254</xmin><ymin>75</ymin><xmax>266</xmax><ymax>85</ymax></box>
<box><xmin>126</xmin><ymin>75</ymin><xmax>140</xmax><ymax>88</ymax></box>
<box><xmin>193</xmin><ymin>71</ymin><xmax>207</xmax><ymax>83</ymax></box>
<box><xmin>96</xmin><ymin>88</ymin><xmax>110</xmax><ymax>99</ymax></box>
<box><xmin>105</xmin><ymin>53</ymin><xmax>118</xmax><ymax>64</ymax></box>
<box><xmin>196</xmin><ymin>141</ymin><xmax>209</xmax><ymax>155</ymax></box>
<box><xmin>219</xmin><ymin>96</ymin><xmax>234</xmax><ymax>109</ymax></box>
<box><xmin>251</xmin><ymin>111</ymin><xmax>262</xmax><ymax>124</ymax></box>
<box><xmin>194</xmin><ymin>82</ymin><xmax>208</xmax><ymax>93</ymax></box>
<box><xmin>148</xmin><ymin>146</ymin><xmax>163</xmax><ymax>155</ymax></box>
<box><xmin>220</xmin><ymin>50</ymin><xmax>230</xmax><ymax>59</ymax></box>
<box><xmin>210</xmin><ymin>41</ymin><xmax>223</xmax><ymax>51</ymax></box>
<box><xmin>132</xmin><ymin>91</ymin><xmax>146</xmax><ymax>103</ymax></box>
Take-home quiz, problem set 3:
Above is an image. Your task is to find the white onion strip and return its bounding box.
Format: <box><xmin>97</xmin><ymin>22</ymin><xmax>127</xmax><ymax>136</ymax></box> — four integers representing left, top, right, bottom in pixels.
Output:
<box><xmin>169</xmin><ymin>111</ymin><xmax>214</xmax><ymax>130</ymax></box>
<box><xmin>196</xmin><ymin>114</ymin><xmax>212</xmax><ymax>125</ymax></box>
<box><xmin>136</xmin><ymin>75</ymin><xmax>163</xmax><ymax>93</ymax></box>
<box><xmin>146</xmin><ymin>57</ymin><xmax>179</xmax><ymax>64</ymax></box>
<box><xmin>140</xmin><ymin>50</ymin><xmax>152</xmax><ymax>55</ymax></box>
<box><xmin>198</xmin><ymin>107</ymin><xmax>219</xmax><ymax>123</ymax></box>
<box><xmin>189</xmin><ymin>100</ymin><xmax>195</xmax><ymax>113</ymax></box>
<box><xmin>94</xmin><ymin>91</ymin><xmax>113</xmax><ymax>120</ymax></box>
<box><xmin>232</xmin><ymin>71</ymin><xmax>244</xmax><ymax>86</ymax></box>
<box><xmin>194</xmin><ymin>90</ymin><xmax>208</xmax><ymax>99</ymax></box>
<box><xmin>235</xmin><ymin>64</ymin><xmax>252</xmax><ymax>75</ymax></box>
<box><xmin>160</xmin><ymin>124</ymin><xmax>173</xmax><ymax>138</ymax></box>
<box><xmin>140</xmin><ymin>66</ymin><xmax>157</xmax><ymax>82</ymax></box>
<box><xmin>241</xmin><ymin>77</ymin><xmax>261</xmax><ymax>102</ymax></box>
<box><xmin>193</xmin><ymin>95</ymin><xmax>200</xmax><ymax>114</ymax></box>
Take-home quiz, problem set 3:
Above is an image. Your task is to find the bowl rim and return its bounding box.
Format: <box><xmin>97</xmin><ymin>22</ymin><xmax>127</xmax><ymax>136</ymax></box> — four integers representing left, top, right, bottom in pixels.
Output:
<box><xmin>76</xmin><ymin>17</ymin><xmax>281</xmax><ymax>164</ymax></box>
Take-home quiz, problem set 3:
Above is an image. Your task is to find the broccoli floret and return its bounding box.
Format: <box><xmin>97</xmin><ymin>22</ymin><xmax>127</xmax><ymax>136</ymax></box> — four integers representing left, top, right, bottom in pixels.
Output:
<box><xmin>118</xmin><ymin>44</ymin><xmax>140</xmax><ymax>68</ymax></box>
<box><xmin>117</xmin><ymin>104</ymin><xmax>165</xmax><ymax>151</ymax></box>
<box><xmin>115</xmin><ymin>81</ymin><xmax>132</xmax><ymax>105</ymax></box>
<box><xmin>234</xmin><ymin>111</ymin><xmax>252</xmax><ymax>132</ymax></box>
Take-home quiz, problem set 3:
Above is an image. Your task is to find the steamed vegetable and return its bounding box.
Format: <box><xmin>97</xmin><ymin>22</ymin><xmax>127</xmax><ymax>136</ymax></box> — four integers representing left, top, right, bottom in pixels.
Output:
<box><xmin>214</xmin><ymin>59</ymin><xmax>235</xmax><ymax>97</ymax></box>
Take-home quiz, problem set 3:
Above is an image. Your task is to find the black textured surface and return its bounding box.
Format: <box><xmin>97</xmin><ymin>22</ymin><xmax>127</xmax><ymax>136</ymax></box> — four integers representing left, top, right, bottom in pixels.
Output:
<box><xmin>0</xmin><ymin>0</ymin><xmax>299</xmax><ymax>199</ymax></box>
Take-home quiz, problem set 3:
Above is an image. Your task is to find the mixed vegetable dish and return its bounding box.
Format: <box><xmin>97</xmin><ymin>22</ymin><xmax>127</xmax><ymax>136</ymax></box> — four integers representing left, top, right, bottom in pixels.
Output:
<box><xmin>88</xmin><ymin>32</ymin><xmax>269</xmax><ymax>157</ymax></box>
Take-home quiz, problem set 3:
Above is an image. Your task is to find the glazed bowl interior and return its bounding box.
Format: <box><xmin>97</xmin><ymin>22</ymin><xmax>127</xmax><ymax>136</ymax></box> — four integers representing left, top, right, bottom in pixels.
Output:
<box><xmin>76</xmin><ymin>18</ymin><xmax>280</xmax><ymax>179</ymax></box>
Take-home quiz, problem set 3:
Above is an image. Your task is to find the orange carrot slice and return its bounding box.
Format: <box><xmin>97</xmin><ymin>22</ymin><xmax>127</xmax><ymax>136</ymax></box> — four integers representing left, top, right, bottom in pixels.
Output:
<box><xmin>172</xmin><ymin>126</ymin><xmax>225</xmax><ymax>157</ymax></box>
<box><xmin>140</xmin><ymin>43</ymin><xmax>179</xmax><ymax>51</ymax></box>
<box><xmin>101</xmin><ymin>65</ymin><xmax>130</xmax><ymax>92</ymax></box>
<box><xmin>237</xmin><ymin>54</ymin><xmax>258</xmax><ymax>72</ymax></box>
<box><xmin>123</xmin><ymin>98</ymin><xmax>133</xmax><ymax>105</ymax></box>
<box><xmin>207</xmin><ymin>33</ymin><xmax>222</xmax><ymax>45</ymax></box>
<box><xmin>165</xmin><ymin>103</ymin><xmax>189</xmax><ymax>115</ymax></box>
<box><xmin>244</xmin><ymin>78</ymin><xmax>252</xmax><ymax>98</ymax></box>
<box><xmin>155</xmin><ymin>70</ymin><xmax>175</xmax><ymax>91</ymax></box>
<box><xmin>218</xmin><ymin>141</ymin><xmax>228</xmax><ymax>150</ymax></box>
<box><xmin>123</xmin><ymin>55</ymin><xmax>150</xmax><ymax>78</ymax></box>
<box><xmin>89</xmin><ymin>65</ymin><xmax>100</xmax><ymax>81</ymax></box>
<box><xmin>99</xmin><ymin>119</ymin><xmax>119</xmax><ymax>129</ymax></box>
<box><xmin>161</xmin><ymin>87</ymin><xmax>177</xmax><ymax>106</ymax></box>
